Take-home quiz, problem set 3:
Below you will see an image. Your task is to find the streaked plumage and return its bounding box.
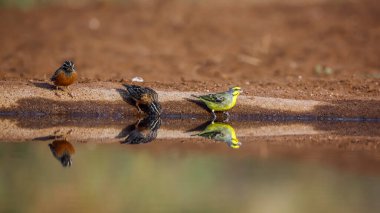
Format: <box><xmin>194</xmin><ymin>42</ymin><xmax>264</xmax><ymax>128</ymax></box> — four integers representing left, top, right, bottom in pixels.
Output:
<box><xmin>192</xmin><ymin>122</ymin><xmax>241</xmax><ymax>149</ymax></box>
<box><xmin>192</xmin><ymin>86</ymin><xmax>242</xmax><ymax>119</ymax></box>
<box><xmin>119</xmin><ymin>115</ymin><xmax>161</xmax><ymax>144</ymax></box>
<box><xmin>123</xmin><ymin>84</ymin><xmax>161</xmax><ymax>115</ymax></box>
<box><xmin>49</xmin><ymin>139</ymin><xmax>75</xmax><ymax>167</ymax></box>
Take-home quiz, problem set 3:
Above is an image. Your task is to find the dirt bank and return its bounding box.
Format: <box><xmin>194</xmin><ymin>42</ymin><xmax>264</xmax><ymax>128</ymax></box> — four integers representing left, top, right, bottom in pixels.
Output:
<box><xmin>0</xmin><ymin>80</ymin><xmax>379</xmax><ymax>118</ymax></box>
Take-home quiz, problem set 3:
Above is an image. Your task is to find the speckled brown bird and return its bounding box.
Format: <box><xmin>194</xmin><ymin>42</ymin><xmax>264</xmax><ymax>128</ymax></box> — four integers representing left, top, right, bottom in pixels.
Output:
<box><xmin>51</xmin><ymin>61</ymin><xmax>77</xmax><ymax>97</ymax></box>
<box><xmin>123</xmin><ymin>84</ymin><xmax>161</xmax><ymax>115</ymax></box>
<box><xmin>48</xmin><ymin>139</ymin><xmax>75</xmax><ymax>167</ymax></box>
<box><xmin>118</xmin><ymin>115</ymin><xmax>161</xmax><ymax>144</ymax></box>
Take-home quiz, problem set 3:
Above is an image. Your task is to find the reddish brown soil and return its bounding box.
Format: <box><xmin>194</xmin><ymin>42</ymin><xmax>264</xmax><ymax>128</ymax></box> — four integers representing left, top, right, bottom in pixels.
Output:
<box><xmin>1</xmin><ymin>0</ymin><xmax>380</xmax><ymax>95</ymax></box>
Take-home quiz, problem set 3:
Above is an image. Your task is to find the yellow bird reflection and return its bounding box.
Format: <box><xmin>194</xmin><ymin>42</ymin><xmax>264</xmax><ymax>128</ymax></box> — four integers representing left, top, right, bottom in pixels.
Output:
<box><xmin>192</xmin><ymin>122</ymin><xmax>241</xmax><ymax>149</ymax></box>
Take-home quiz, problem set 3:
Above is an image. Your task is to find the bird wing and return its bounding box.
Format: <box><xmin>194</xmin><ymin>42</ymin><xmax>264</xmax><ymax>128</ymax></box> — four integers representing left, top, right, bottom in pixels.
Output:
<box><xmin>116</xmin><ymin>123</ymin><xmax>136</xmax><ymax>138</ymax></box>
<box><xmin>123</xmin><ymin>84</ymin><xmax>159</xmax><ymax>102</ymax></box>
<box><xmin>146</xmin><ymin>87</ymin><xmax>158</xmax><ymax>100</ymax></box>
<box><xmin>123</xmin><ymin>84</ymin><xmax>143</xmax><ymax>99</ymax></box>
<box><xmin>50</xmin><ymin>68</ymin><xmax>62</xmax><ymax>81</ymax></box>
<box><xmin>197</xmin><ymin>130</ymin><xmax>223</xmax><ymax>139</ymax></box>
<box><xmin>123</xmin><ymin>130</ymin><xmax>146</xmax><ymax>144</ymax></box>
<box><xmin>123</xmin><ymin>129</ymin><xmax>157</xmax><ymax>144</ymax></box>
<box><xmin>199</xmin><ymin>93</ymin><xmax>225</xmax><ymax>103</ymax></box>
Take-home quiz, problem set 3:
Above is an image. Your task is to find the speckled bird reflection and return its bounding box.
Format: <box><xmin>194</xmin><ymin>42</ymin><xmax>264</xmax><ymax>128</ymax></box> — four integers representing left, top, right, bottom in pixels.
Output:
<box><xmin>117</xmin><ymin>115</ymin><xmax>161</xmax><ymax>144</ymax></box>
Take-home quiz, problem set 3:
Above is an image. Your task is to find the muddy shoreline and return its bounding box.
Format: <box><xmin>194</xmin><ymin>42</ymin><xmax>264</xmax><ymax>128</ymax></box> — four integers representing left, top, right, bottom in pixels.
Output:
<box><xmin>1</xmin><ymin>81</ymin><xmax>379</xmax><ymax>119</ymax></box>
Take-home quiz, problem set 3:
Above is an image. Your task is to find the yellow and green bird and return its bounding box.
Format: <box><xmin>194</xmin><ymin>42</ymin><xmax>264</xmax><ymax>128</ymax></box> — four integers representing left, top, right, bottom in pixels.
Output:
<box><xmin>192</xmin><ymin>122</ymin><xmax>241</xmax><ymax>149</ymax></box>
<box><xmin>192</xmin><ymin>86</ymin><xmax>242</xmax><ymax>119</ymax></box>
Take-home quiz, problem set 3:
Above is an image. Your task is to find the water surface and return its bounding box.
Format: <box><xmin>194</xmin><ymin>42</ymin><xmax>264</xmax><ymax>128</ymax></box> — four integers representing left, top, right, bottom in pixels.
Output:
<box><xmin>1</xmin><ymin>139</ymin><xmax>380</xmax><ymax>213</ymax></box>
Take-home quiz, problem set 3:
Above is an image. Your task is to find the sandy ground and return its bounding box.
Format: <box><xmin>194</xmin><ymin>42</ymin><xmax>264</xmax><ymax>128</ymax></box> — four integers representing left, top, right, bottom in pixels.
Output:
<box><xmin>0</xmin><ymin>0</ymin><xmax>379</xmax><ymax>84</ymax></box>
<box><xmin>0</xmin><ymin>80</ymin><xmax>379</xmax><ymax>118</ymax></box>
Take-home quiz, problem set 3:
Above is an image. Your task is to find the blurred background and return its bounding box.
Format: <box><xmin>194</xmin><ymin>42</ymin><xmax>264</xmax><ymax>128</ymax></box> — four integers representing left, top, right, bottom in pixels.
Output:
<box><xmin>0</xmin><ymin>0</ymin><xmax>379</xmax><ymax>82</ymax></box>
<box><xmin>1</xmin><ymin>142</ymin><xmax>380</xmax><ymax>213</ymax></box>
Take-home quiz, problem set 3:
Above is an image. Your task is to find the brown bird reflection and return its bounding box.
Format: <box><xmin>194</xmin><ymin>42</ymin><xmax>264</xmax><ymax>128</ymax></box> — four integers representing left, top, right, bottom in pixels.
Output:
<box><xmin>49</xmin><ymin>140</ymin><xmax>75</xmax><ymax>167</ymax></box>
<box><xmin>117</xmin><ymin>115</ymin><xmax>161</xmax><ymax>144</ymax></box>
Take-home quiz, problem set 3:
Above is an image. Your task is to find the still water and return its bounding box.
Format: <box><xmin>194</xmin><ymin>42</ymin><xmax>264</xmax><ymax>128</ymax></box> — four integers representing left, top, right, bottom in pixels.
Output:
<box><xmin>1</xmin><ymin>115</ymin><xmax>380</xmax><ymax>212</ymax></box>
<box><xmin>1</xmin><ymin>138</ymin><xmax>380</xmax><ymax>213</ymax></box>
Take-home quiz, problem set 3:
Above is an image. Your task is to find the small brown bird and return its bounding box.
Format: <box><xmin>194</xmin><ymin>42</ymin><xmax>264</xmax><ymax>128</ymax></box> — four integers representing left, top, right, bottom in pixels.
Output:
<box><xmin>51</xmin><ymin>61</ymin><xmax>77</xmax><ymax>97</ymax></box>
<box><xmin>48</xmin><ymin>139</ymin><xmax>75</xmax><ymax>167</ymax></box>
<box><xmin>117</xmin><ymin>115</ymin><xmax>161</xmax><ymax>144</ymax></box>
<box><xmin>123</xmin><ymin>84</ymin><xmax>161</xmax><ymax>115</ymax></box>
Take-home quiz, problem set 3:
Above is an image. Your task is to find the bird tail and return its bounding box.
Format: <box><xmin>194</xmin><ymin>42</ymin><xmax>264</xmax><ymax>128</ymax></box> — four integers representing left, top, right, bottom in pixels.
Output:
<box><xmin>191</xmin><ymin>94</ymin><xmax>200</xmax><ymax>98</ymax></box>
<box><xmin>122</xmin><ymin>83</ymin><xmax>131</xmax><ymax>89</ymax></box>
<box><xmin>122</xmin><ymin>83</ymin><xmax>138</xmax><ymax>96</ymax></box>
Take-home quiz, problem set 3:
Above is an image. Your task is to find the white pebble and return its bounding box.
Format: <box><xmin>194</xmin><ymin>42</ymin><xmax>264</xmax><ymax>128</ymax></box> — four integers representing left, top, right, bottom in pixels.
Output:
<box><xmin>131</xmin><ymin>76</ymin><xmax>144</xmax><ymax>82</ymax></box>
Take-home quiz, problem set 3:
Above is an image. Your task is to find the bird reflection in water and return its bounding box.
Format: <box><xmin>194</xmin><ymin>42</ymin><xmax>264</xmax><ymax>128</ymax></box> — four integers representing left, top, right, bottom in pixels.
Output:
<box><xmin>191</xmin><ymin>121</ymin><xmax>241</xmax><ymax>149</ymax></box>
<box><xmin>49</xmin><ymin>139</ymin><xmax>75</xmax><ymax>167</ymax></box>
<box><xmin>33</xmin><ymin>130</ymin><xmax>75</xmax><ymax>167</ymax></box>
<box><xmin>117</xmin><ymin>115</ymin><xmax>161</xmax><ymax>144</ymax></box>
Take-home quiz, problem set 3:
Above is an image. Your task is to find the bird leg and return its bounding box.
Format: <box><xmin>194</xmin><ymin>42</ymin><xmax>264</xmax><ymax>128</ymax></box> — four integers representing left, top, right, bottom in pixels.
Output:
<box><xmin>211</xmin><ymin>110</ymin><xmax>217</xmax><ymax>121</ymax></box>
<box><xmin>135</xmin><ymin>102</ymin><xmax>143</xmax><ymax>113</ymax></box>
<box><xmin>53</xmin><ymin>129</ymin><xmax>73</xmax><ymax>140</ymax></box>
<box><xmin>223</xmin><ymin>111</ymin><xmax>230</xmax><ymax>117</ymax></box>
<box><xmin>54</xmin><ymin>86</ymin><xmax>62</xmax><ymax>97</ymax></box>
<box><xmin>135</xmin><ymin>117</ymin><xmax>144</xmax><ymax>127</ymax></box>
<box><xmin>65</xmin><ymin>86</ymin><xmax>74</xmax><ymax>98</ymax></box>
<box><xmin>61</xmin><ymin>129</ymin><xmax>73</xmax><ymax>140</ymax></box>
<box><xmin>222</xmin><ymin>111</ymin><xmax>230</xmax><ymax>122</ymax></box>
